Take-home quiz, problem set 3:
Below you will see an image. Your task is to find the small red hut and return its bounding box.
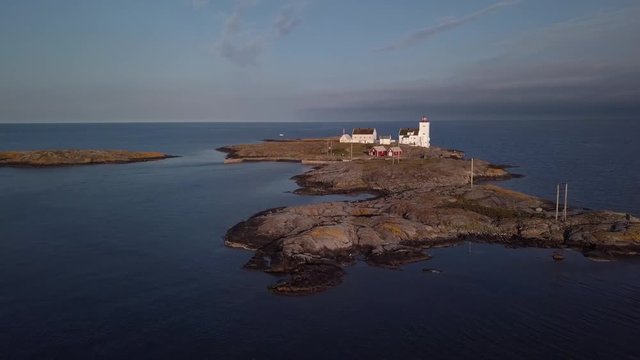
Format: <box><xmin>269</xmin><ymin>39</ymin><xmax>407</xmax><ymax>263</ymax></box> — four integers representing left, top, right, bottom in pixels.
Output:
<box><xmin>369</xmin><ymin>146</ymin><xmax>388</xmax><ymax>157</ymax></box>
<box><xmin>388</xmin><ymin>146</ymin><xmax>403</xmax><ymax>157</ymax></box>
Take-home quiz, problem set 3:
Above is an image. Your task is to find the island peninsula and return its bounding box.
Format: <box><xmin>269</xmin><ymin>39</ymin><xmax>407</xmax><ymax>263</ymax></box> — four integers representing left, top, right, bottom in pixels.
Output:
<box><xmin>0</xmin><ymin>150</ymin><xmax>174</xmax><ymax>167</ymax></box>
<box><xmin>220</xmin><ymin>138</ymin><xmax>639</xmax><ymax>295</ymax></box>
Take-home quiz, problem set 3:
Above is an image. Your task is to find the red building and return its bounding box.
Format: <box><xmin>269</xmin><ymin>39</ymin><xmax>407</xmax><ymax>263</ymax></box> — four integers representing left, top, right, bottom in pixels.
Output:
<box><xmin>369</xmin><ymin>146</ymin><xmax>388</xmax><ymax>157</ymax></box>
<box><xmin>388</xmin><ymin>146</ymin><xmax>403</xmax><ymax>157</ymax></box>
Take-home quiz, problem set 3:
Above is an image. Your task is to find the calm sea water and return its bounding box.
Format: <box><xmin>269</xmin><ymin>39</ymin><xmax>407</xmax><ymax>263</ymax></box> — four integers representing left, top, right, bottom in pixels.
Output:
<box><xmin>1</xmin><ymin>121</ymin><xmax>639</xmax><ymax>359</ymax></box>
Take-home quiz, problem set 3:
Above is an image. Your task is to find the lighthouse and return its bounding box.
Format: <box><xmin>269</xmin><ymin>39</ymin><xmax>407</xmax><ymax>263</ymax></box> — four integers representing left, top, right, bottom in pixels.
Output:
<box><xmin>418</xmin><ymin>115</ymin><xmax>430</xmax><ymax>148</ymax></box>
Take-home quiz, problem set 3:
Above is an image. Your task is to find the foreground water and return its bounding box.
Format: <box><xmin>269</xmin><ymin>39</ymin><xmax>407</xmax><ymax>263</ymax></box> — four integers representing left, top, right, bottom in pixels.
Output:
<box><xmin>1</xmin><ymin>121</ymin><xmax>639</xmax><ymax>359</ymax></box>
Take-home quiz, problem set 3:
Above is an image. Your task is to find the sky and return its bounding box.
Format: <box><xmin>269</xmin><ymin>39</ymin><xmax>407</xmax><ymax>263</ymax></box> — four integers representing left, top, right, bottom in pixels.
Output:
<box><xmin>0</xmin><ymin>0</ymin><xmax>639</xmax><ymax>122</ymax></box>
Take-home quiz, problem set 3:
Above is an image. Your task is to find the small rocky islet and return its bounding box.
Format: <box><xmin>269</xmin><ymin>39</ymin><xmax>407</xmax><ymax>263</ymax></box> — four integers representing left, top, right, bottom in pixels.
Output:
<box><xmin>0</xmin><ymin>149</ymin><xmax>173</xmax><ymax>167</ymax></box>
<box><xmin>219</xmin><ymin>138</ymin><xmax>640</xmax><ymax>295</ymax></box>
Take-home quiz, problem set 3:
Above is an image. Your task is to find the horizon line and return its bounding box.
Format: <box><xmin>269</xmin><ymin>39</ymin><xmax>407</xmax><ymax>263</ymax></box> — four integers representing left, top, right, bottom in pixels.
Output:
<box><xmin>0</xmin><ymin>118</ymin><xmax>631</xmax><ymax>125</ymax></box>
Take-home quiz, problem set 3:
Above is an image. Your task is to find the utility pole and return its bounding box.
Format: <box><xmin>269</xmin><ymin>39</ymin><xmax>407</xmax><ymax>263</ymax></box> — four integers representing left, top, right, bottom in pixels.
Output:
<box><xmin>556</xmin><ymin>184</ymin><xmax>560</xmax><ymax>222</ymax></box>
<box><xmin>563</xmin><ymin>183</ymin><xmax>568</xmax><ymax>222</ymax></box>
<box><xmin>470</xmin><ymin>158</ymin><xmax>474</xmax><ymax>188</ymax></box>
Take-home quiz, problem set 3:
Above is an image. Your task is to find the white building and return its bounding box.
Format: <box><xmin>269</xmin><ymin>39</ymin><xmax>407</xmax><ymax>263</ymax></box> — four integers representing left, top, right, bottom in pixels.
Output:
<box><xmin>339</xmin><ymin>133</ymin><xmax>352</xmax><ymax>143</ymax></box>
<box><xmin>419</xmin><ymin>116</ymin><xmax>431</xmax><ymax>148</ymax></box>
<box><xmin>398</xmin><ymin>127</ymin><xmax>420</xmax><ymax>146</ymax></box>
<box><xmin>352</xmin><ymin>128</ymin><xmax>377</xmax><ymax>144</ymax></box>
<box><xmin>398</xmin><ymin>116</ymin><xmax>430</xmax><ymax>148</ymax></box>
<box><xmin>379</xmin><ymin>135</ymin><xmax>392</xmax><ymax>145</ymax></box>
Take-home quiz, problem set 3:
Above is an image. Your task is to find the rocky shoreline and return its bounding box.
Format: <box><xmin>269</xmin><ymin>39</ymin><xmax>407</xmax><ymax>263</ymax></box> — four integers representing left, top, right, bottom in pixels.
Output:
<box><xmin>220</xmin><ymin>139</ymin><xmax>640</xmax><ymax>295</ymax></box>
<box><xmin>0</xmin><ymin>150</ymin><xmax>175</xmax><ymax>167</ymax></box>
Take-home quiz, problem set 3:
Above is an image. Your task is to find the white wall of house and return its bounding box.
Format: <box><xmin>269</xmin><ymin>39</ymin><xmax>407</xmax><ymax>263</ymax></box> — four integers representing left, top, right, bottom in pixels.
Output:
<box><xmin>352</xmin><ymin>129</ymin><xmax>377</xmax><ymax>144</ymax></box>
<box><xmin>399</xmin><ymin>134</ymin><xmax>420</xmax><ymax>145</ymax></box>
<box><xmin>352</xmin><ymin>134</ymin><xmax>375</xmax><ymax>143</ymax></box>
<box><xmin>339</xmin><ymin>134</ymin><xmax>352</xmax><ymax>143</ymax></box>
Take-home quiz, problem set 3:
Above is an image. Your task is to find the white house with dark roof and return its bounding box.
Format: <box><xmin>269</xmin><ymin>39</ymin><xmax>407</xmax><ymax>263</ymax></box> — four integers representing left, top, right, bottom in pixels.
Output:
<box><xmin>339</xmin><ymin>133</ymin><xmax>352</xmax><ymax>143</ymax></box>
<box><xmin>352</xmin><ymin>128</ymin><xmax>377</xmax><ymax>144</ymax></box>
<box><xmin>379</xmin><ymin>135</ymin><xmax>392</xmax><ymax>145</ymax></box>
<box><xmin>398</xmin><ymin>127</ymin><xmax>420</xmax><ymax>145</ymax></box>
<box><xmin>398</xmin><ymin>116</ymin><xmax>430</xmax><ymax>148</ymax></box>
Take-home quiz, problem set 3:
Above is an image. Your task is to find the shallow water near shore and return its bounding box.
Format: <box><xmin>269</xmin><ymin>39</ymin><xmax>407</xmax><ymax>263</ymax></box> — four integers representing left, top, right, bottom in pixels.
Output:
<box><xmin>1</xmin><ymin>120</ymin><xmax>639</xmax><ymax>359</ymax></box>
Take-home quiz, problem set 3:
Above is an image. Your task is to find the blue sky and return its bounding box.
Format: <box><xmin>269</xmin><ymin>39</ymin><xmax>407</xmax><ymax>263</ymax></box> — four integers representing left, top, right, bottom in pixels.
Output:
<box><xmin>1</xmin><ymin>0</ymin><xmax>638</xmax><ymax>122</ymax></box>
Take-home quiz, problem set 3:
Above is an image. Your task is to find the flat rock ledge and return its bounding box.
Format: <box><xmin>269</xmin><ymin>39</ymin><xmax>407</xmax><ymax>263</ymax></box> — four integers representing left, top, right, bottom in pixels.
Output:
<box><xmin>226</xmin><ymin>189</ymin><xmax>639</xmax><ymax>295</ymax></box>
<box><xmin>0</xmin><ymin>150</ymin><xmax>175</xmax><ymax>167</ymax></box>
<box><xmin>221</xmin><ymin>140</ymin><xmax>640</xmax><ymax>295</ymax></box>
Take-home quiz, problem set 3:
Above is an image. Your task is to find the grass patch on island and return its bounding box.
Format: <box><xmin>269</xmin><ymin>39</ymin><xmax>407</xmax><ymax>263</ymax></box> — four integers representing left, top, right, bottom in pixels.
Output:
<box><xmin>441</xmin><ymin>197</ymin><xmax>519</xmax><ymax>220</ymax></box>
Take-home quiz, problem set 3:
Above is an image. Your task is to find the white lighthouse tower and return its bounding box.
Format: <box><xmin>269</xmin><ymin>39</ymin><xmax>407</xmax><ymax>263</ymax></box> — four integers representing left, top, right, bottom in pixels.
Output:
<box><xmin>418</xmin><ymin>115</ymin><xmax>430</xmax><ymax>148</ymax></box>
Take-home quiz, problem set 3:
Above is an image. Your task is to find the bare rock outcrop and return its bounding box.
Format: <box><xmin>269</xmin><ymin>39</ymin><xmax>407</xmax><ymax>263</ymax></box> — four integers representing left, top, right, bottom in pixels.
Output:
<box><xmin>220</xmin><ymin>140</ymin><xmax>640</xmax><ymax>295</ymax></box>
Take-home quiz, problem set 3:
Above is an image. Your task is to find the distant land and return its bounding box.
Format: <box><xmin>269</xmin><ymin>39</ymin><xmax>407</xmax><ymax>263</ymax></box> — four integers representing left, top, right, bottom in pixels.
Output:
<box><xmin>0</xmin><ymin>150</ymin><xmax>174</xmax><ymax>167</ymax></box>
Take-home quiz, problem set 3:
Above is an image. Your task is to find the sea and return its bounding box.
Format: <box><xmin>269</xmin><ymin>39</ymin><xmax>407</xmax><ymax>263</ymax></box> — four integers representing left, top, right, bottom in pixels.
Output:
<box><xmin>1</xmin><ymin>120</ymin><xmax>639</xmax><ymax>359</ymax></box>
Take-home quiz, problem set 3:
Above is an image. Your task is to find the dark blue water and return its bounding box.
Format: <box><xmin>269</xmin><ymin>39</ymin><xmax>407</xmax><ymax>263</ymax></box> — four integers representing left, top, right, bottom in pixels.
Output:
<box><xmin>1</xmin><ymin>121</ymin><xmax>639</xmax><ymax>359</ymax></box>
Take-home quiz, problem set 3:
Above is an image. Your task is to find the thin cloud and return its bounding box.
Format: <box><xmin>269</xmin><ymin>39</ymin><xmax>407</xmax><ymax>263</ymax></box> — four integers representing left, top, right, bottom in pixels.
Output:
<box><xmin>374</xmin><ymin>0</ymin><xmax>519</xmax><ymax>52</ymax></box>
<box><xmin>218</xmin><ymin>0</ymin><xmax>263</xmax><ymax>66</ymax></box>
<box><xmin>217</xmin><ymin>0</ymin><xmax>302</xmax><ymax>67</ymax></box>
<box><xmin>219</xmin><ymin>38</ymin><xmax>264</xmax><ymax>67</ymax></box>
<box><xmin>274</xmin><ymin>5</ymin><xmax>301</xmax><ymax>37</ymax></box>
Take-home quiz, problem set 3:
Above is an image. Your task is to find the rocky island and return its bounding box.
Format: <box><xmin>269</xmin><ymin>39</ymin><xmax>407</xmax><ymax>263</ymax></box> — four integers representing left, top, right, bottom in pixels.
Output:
<box><xmin>219</xmin><ymin>138</ymin><xmax>640</xmax><ymax>295</ymax></box>
<box><xmin>0</xmin><ymin>150</ymin><xmax>174</xmax><ymax>167</ymax></box>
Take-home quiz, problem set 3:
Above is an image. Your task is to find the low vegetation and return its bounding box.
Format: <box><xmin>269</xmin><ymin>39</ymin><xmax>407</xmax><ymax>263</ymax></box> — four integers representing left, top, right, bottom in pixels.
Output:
<box><xmin>441</xmin><ymin>197</ymin><xmax>520</xmax><ymax>220</ymax></box>
<box><xmin>0</xmin><ymin>150</ymin><xmax>171</xmax><ymax>167</ymax></box>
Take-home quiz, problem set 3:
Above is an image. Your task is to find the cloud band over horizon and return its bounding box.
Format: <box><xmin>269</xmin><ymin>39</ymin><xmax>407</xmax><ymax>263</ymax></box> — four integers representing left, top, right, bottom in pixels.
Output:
<box><xmin>0</xmin><ymin>1</ymin><xmax>639</xmax><ymax>123</ymax></box>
